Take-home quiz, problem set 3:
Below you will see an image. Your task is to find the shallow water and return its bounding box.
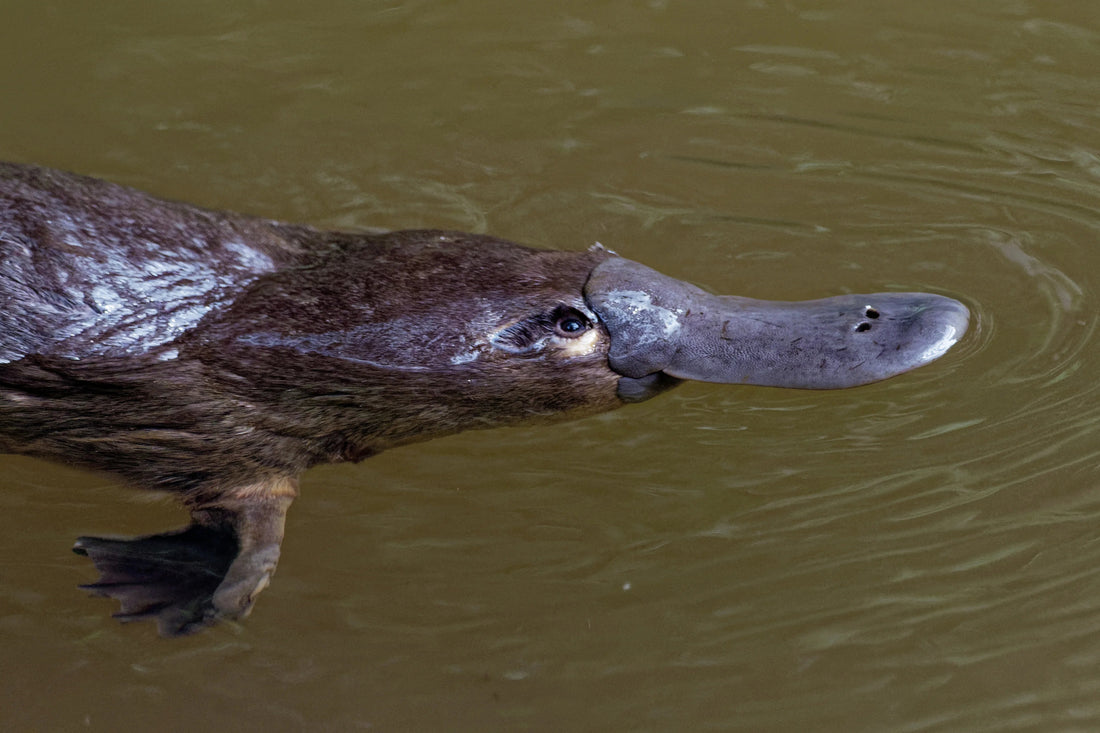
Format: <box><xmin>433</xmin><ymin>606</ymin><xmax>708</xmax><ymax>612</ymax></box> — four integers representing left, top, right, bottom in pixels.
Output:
<box><xmin>2</xmin><ymin>1</ymin><xmax>1100</xmax><ymax>730</ymax></box>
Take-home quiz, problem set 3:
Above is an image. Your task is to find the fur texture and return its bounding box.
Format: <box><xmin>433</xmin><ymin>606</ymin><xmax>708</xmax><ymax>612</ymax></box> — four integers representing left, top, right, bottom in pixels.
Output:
<box><xmin>0</xmin><ymin>165</ymin><xmax>620</xmax><ymax>505</ymax></box>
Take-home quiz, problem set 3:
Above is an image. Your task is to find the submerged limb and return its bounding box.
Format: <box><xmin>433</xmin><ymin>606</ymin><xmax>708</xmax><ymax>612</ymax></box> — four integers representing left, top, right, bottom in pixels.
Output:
<box><xmin>191</xmin><ymin>477</ymin><xmax>298</xmax><ymax>621</ymax></box>
<box><xmin>74</xmin><ymin>475</ymin><xmax>298</xmax><ymax>636</ymax></box>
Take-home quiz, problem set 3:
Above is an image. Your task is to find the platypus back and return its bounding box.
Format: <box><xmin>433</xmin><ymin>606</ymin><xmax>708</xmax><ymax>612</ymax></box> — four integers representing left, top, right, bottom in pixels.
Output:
<box><xmin>0</xmin><ymin>162</ymin><xmax>311</xmax><ymax>363</ymax></box>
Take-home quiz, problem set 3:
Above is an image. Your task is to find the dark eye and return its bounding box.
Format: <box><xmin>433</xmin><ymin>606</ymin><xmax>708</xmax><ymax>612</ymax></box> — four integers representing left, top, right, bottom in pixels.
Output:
<box><xmin>555</xmin><ymin>311</ymin><xmax>589</xmax><ymax>337</ymax></box>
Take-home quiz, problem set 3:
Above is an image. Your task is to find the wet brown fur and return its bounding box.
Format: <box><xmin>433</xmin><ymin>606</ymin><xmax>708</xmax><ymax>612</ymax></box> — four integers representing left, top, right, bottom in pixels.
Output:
<box><xmin>0</xmin><ymin>166</ymin><xmax>620</xmax><ymax>505</ymax></box>
<box><xmin>0</xmin><ymin>163</ymin><xmax>621</xmax><ymax>631</ymax></box>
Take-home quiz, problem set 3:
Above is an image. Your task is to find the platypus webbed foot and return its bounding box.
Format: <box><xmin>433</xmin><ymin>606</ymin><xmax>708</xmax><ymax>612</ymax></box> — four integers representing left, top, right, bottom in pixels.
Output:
<box><xmin>75</xmin><ymin>477</ymin><xmax>298</xmax><ymax>636</ymax></box>
<box><xmin>74</xmin><ymin>524</ymin><xmax>238</xmax><ymax>636</ymax></box>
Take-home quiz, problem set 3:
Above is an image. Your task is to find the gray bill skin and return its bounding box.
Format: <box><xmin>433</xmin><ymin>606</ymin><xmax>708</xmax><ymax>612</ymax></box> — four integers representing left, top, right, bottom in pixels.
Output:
<box><xmin>585</xmin><ymin>257</ymin><xmax>968</xmax><ymax>391</ymax></box>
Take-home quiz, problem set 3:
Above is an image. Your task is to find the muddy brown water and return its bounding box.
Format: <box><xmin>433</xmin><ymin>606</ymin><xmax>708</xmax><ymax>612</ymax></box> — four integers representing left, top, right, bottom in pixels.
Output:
<box><xmin>2</xmin><ymin>1</ymin><xmax>1099</xmax><ymax>730</ymax></box>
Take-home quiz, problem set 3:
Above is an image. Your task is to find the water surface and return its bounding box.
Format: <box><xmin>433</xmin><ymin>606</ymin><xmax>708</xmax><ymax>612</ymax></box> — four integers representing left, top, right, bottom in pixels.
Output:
<box><xmin>2</xmin><ymin>1</ymin><xmax>1099</xmax><ymax>730</ymax></box>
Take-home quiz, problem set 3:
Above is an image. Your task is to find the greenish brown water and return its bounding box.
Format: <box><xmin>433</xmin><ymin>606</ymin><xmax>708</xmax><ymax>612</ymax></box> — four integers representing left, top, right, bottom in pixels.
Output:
<box><xmin>2</xmin><ymin>1</ymin><xmax>1100</xmax><ymax>730</ymax></box>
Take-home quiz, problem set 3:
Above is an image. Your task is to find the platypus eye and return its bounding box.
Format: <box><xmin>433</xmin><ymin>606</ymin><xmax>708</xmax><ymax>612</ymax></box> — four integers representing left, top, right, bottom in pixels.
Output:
<box><xmin>554</xmin><ymin>309</ymin><xmax>590</xmax><ymax>337</ymax></box>
<box><xmin>491</xmin><ymin>306</ymin><xmax>593</xmax><ymax>353</ymax></box>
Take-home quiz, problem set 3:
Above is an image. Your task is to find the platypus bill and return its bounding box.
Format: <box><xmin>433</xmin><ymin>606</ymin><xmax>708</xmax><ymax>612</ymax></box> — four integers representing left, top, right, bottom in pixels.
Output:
<box><xmin>0</xmin><ymin>162</ymin><xmax>969</xmax><ymax>635</ymax></box>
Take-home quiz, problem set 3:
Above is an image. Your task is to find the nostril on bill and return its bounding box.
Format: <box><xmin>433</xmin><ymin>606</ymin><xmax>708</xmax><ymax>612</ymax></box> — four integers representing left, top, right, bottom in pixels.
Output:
<box><xmin>855</xmin><ymin>322</ymin><xmax>872</xmax><ymax>332</ymax></box>
<box><xmin>864</xmin><ymin>306</ymin><xmax>880</xmax><ymax>319</ymax></box>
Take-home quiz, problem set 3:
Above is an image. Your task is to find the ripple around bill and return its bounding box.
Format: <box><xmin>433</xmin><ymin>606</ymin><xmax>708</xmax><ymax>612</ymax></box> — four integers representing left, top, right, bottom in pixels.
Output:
<box><xmin>609</xmin><ymin>90</ymin><xmax>1100</xmax><ymax>721</ymax></box>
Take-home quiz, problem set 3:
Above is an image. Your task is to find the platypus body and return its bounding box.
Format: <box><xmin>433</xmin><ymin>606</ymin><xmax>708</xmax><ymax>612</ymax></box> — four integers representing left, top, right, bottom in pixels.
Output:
<box><xmin>0</xmin><ymin>162</ymin><xmax>969</xmax><ymax>634</ymax></box>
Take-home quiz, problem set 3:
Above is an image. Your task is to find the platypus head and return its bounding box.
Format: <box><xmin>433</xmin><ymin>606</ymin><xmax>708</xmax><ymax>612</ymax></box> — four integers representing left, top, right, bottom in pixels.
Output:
<box><xmin>203</xmin><ymin>230</ymin><xmax>968</xmax><ymax>448</ymax></box>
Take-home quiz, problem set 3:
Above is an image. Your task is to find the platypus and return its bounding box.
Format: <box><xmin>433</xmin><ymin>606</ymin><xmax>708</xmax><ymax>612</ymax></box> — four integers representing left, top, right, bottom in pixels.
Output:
<box><xmin>0</xmin><ymin>162</ymin><xmax>969</xmax><ymax>635</ymax></box>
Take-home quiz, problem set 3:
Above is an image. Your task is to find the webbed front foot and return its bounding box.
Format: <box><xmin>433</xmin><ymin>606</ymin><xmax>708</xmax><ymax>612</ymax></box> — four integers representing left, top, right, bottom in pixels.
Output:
<box><xmin>74</xmin><ymin>524</ymin><xmax>239</xmax><ymax>636</ymax></box>
<box><xmin>75</xmin><ymin>477</ymin><xmax>298</xmax><ymax>636</ymax></box>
